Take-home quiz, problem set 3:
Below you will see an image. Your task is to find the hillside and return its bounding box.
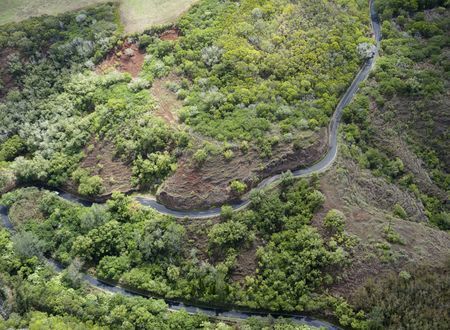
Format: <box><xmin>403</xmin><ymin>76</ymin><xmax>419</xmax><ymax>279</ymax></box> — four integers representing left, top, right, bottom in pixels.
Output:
<box><xmin>0</xmin><ymin>0</ymin><xmax>449</xmax><ymax>329</ymax></box>
<box><xmin>0</xmin><ymin>0</ymin><xmax>374</xmax><ymax>210</ymax></box>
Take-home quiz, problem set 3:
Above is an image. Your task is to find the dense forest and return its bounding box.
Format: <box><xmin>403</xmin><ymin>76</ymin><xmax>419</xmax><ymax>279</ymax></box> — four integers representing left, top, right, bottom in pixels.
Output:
<box><xmin>0</xmin><ymin>0</ymin><xmax>449</xmax><ymax>329</ymax></box>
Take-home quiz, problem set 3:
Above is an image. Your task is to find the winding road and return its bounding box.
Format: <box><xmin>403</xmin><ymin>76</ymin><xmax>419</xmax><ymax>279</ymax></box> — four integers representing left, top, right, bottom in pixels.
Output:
<box><xmin>136</xmin><ymin>0</ymin><xmax>382</xmax><ymax>219</ymax></box>
<box><xmin>0</xmin><ymin>1</ymin><xmax>381</xmax><ymax>328</ymax></box>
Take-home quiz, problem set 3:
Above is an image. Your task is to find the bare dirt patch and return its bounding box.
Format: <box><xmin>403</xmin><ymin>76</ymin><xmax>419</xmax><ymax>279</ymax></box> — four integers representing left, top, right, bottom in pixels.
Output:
<box><xmin>231</xmin><ymin>240</ymin><xmax>261</xmax><ymax>283</ymax></box>
<box><xmin>150</xmin><ymin>73</ymin><xmax>181</xmax><ymax>126</ymax></box>
<box><xmin>96</xmin><ymin>42</ymin><xmax>145</xmax><ymax>78</ymax></box>
<box><xmin>79</xmin><ymin>140</ymin><xmax>133</xmax><ymax>195</ymax></box>
<box><xmin>157</xmin><ymin>129</ymin><xmax>328</xmax><ymax>210</ymax></box>
<box><xmin>160</xmin><ymin>28</ymin><xmax>180</xmax><ymax>41</ymax></box>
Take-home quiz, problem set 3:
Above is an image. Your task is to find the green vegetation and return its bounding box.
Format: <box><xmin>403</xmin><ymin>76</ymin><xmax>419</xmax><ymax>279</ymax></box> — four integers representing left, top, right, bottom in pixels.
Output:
<box><xmin>163</xmin><ymin>0</ymin><xmax>371</xmax><ymax>151</ymax></box>
<box><xmin>0</xmin><ymin>4</ymin><xmax>187</xmax><ymax>192</ymax></box>
<box><xmin>1</xmin><ymin>1</ymin><xmax>448</xmax><ymax>329</ymax></box>
<box><xmin>1</xmin><ymin>228</ymin><xmax>278</xmax><ymax>330</ymax></box>
<box><xmin>342</xmin><ymin>0</ymin><xmax>449</xmax><ymax>229</ymax></box>
<box><xmin>353</xmin><ymin>266</ymin><xmax>450</xmax><ymax>329</ymax></box>
<box><xmin>0</xmin><ymin>179</ymin><xmax>366</xmax><ymax>327</ymax></box>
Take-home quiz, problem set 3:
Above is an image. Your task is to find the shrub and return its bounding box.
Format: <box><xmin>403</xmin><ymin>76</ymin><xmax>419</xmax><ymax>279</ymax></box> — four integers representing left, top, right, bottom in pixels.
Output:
<box><xmin>220</xmin><ymin>205</ymin><xmax>234</xmax><ymax>220</ymax></box>
<box><xmin>230</xmin><ymin>180</ymin><xmax>247</xmax><ymax>195</ymax></box>
<box><xmin>193</xmin><ymin>148</ymin><xmax>208</xmax><ymax>166</ymax></box>
<box><xmin>11</xmin><ymin>156</ymin><xmax>50</xmax><ymax>183</ymax></box>
<box><xmin>0</xmin><ymin>135</ymin><xmax>26</xmax><ymax>161</ymax></box>
<box><xmin>208</xmin><ymin>220</ymin><xmax>250</xmax><ymax>250</ymax></box>
<box><xmin>132</xmin><ymin>152</ymin><xmax>175</xmax><ymax>189</ymax></box>
<box><xmin>383</xmin><ymin>225</ymin><xmax>404</xmax><ymax>244</ymax></box>
<box><xmin>223</xmin><ymin>149</ymin><xmax>234</xmax><ymax>161</ymax></box>
<box><xmin>324</xmin><ymin>209</ymin><xmax>346</xmax><ymax>234</ymax></box>
<box><xmin>12</xmin><ymin>231</ymin><xmax>46</xmax><ymax>258</ymax></box>
<box><xmin>393</xmin><ymin>204</ymin><xmax>407</xmax><ymax>219</ymax></box>
<box><xmin>97</xmin><ymin>255</ymin><xmax>131</xmax><ymax>281</ymax></box>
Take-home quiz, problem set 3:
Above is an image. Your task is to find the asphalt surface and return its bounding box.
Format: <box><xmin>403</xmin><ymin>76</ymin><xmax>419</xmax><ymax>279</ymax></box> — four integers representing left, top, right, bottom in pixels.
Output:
<box><xmin>134</xmin><ymin>0</ymin><xmax>382</xmax><ymax>219</ymax></box>
<box><xmin>0</xmin><ymin>1</ymin><xmax>381</xmax><ymax>327</ymax></box>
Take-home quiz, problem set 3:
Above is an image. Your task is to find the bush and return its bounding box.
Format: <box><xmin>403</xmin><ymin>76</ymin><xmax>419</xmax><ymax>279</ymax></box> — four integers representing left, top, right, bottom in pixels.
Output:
<box><xmin>393</xmin><ymin>204</ymin><xmax>407</xmax><ymax>219</ymax></box>
<box><xmin>97</xmin><ymin>255</ymin><xmax>131</xmax><ymax>281</ymax></box>
<box><xmin>12</xmin><ymin>231</ymin><xmax>46</xmax><ymax>258</ymax></box>
<box><xmin>11</xmin><ymin>156</ymin><xmax>50</xmax><ymax>183</ymax></box>
<box><xmin>208</xmin><ymin>220</ymin><xmax>251</xmax><ymax>250</ymax></box>
<box><xmin>76</xmin><ymin>174</ymin><xmax>104</xmax><ymax>197</ymax></box>
<box><xmin>0</xmin><ymin>135</ymin><xmax>26</xmax><ymax>161</ymax></box>
<box><xmin>223</xmin><ymin>149</ymin><xmax>234</xmax><ymax>161</ymax></box>
<box><xmin>230</xmin><ymin>180</ymin><xmax>247</xmax><ymax>195</ymax></box>
<box><xmin>193</xmin><ymin>148</ymin><xmax>208</xmax><ymax>166</ymax></box>
<box><xmin>220</xmin><ymin>205</ymin><xmax>234</xmax><ymax>220</ymax></box>
<box><xmin>324</xmin><ymin>209</ymin><xmax>346</xmax><ymax>234</ymax></box>
<box><xmin>132</xmin><ymin>152</ymin><xmax>175</xmax><ymax>189</ymax></box>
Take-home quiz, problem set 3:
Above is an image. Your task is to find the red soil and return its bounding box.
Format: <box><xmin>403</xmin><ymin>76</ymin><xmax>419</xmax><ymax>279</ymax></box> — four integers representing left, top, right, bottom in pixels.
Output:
<box><xmin>160</xmin><ymin>28</ymin><xmax>180</xmax><ymax>41</ymax></box>
<box><xmin>96</xmin><ymin>42</ymin><xmax>145</xmax><ymax>77</ymax></box>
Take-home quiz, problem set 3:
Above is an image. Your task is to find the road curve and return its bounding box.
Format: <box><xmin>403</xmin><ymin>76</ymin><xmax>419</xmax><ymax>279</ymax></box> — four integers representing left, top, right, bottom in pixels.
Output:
<box><xmin>135</xmin><ymin>0</ymin><xmax>382</xmax><ymax>219</ymax></box>
<box><xmin>0</xmin><ymin>1</ymin><xmax>381</xmax><ymax>328</ymax></box>
<box><xmin>1</xmin><ymin>205</ymin><xmax>338</xmax><ymax>328</ymax></box>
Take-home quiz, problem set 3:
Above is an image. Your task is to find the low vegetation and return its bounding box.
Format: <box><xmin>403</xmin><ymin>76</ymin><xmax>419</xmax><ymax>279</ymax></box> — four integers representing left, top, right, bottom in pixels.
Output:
<box><xmin>0</xmin><ymin>0</ymin><xmax>448</xmax><ymax>329</ymax></box>
<box><xmin>342</xmin><ymin>0</ymin><xmax>449</xmax><ymax>229</ymax></box>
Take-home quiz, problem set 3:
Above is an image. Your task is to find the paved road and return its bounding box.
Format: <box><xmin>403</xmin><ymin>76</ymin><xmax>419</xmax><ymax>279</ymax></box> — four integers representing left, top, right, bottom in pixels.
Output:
<box><xmin>135</xmin><ymin>0</ymin><xmax>382</xmax><ymax>219</ymax></box>
<box><xmin>0</xmin><ymin>1</ymin><xmax>381</xmax><ymax>328</ymax></box>
<box><xmin>1</xmin><ymin>203</ymin><xmax>339</xmax><ymax>328</ymax></box>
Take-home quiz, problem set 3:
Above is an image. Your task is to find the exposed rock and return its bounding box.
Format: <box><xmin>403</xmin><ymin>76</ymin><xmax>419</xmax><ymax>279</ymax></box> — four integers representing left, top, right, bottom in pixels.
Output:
<box><xmin>157</xmin><ymin>129</ymin><xmax>328</xmax><ymax>210</ymax></box>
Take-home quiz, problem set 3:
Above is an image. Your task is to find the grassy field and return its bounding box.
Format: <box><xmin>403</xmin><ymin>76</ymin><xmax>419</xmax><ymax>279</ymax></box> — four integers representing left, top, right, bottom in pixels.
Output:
<box><xmin>0</xmin><ymin>0</ymin><xmax>199</xmax><ymax>33</ymax></box>
<box><xmin>0</xmin><ymin>0</ymin><xmax>108</xmax><ymax>25</ymax></box>
<box><xmin>120</xmin><ymin>0</ymin><xmax>199</xmax><ymax>33</ymax></box>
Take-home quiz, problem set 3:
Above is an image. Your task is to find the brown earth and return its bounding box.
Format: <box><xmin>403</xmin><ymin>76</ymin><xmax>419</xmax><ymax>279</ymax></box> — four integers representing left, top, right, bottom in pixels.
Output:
<box><xmin>77</xmin><ymin>140</ymin><xmax>133</xmax><ymax>196</ymax></box>
<box><xmin>157</xmin><ymin>129</ymin><xmax>328</xmax><ymax>210</ymax></box>
<box><xmin>150</xmin><ymin>73</ymin><xmax>181</xmax><ymax>126</ymax></box>
<box><xmin>312</xmin><ymin>153</ymin><xmax>450</xmax><ymax>299</ymax></box>
<box><xmin>96</xmin><ymin>42</ymin><xmax>145</xmax><ymax>78</ymax></box>
<box><xmin>365</xmin><ymin>80</ymin><xmax>449</xmax><ymax>200</ymax></box>
<box><xmin>181</xmin><ymin>215</ymin><xmax>260</xmax><ymax>282</ymax></box>
<box><xmin>160</xmin><ymin>28</ymin><xmax>180</xmax><ymax>41</ymax></box>
<box><xmin>230</xmin><ymin>239</ymin><xmax>261</xmax><ymax>283</ymax></box>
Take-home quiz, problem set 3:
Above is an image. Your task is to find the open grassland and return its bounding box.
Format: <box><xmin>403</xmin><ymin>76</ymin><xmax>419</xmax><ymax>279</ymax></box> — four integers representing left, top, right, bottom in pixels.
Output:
<box><xmin>120</xmin><ymin>0</ymin><xmax>200</xmax><ymax>33</ymax></box>
<box><xmin>0</xmin><ymin>0</ymin><xmax>199</xmax><ymax>33</ymax></box>
<box><xmin>0</xmin><ymin>0</ymin><xmax>109</xmax><ymax>26</ymax></box>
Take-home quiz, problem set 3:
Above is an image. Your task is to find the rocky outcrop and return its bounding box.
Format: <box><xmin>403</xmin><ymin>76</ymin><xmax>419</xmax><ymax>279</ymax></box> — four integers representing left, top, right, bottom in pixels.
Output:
<box><xmin>157</xmin><ymin>129</ymin><xmax>328</xmax><ymax>210</ymax></box>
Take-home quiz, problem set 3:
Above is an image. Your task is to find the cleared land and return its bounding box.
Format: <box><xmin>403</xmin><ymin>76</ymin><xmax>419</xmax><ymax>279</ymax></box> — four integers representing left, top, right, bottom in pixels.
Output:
<box><xmin>0</xmin><ymin>0</ymin><xmax>108</xmax><ymax>25</ymax></box>
<box><xmin>0</xmin><ymin>0</ymin><xmax>199</xmax><ymax>33</ymax></box>
<box><xmin>120</xmin><ymin>0</ymin><xmax>200</xmax><ymax>33</ymax></box>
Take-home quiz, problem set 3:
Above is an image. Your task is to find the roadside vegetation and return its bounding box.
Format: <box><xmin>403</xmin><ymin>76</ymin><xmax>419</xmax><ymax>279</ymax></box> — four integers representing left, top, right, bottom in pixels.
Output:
<box><xmin>0</xmin><ymin>227</ymin><xmax>315</xmax><ymax>329</ymax></box>
<box><xmin>0</xmin><ymin>0</ymin><xmax>449</xmax><ymax>329</ymax></box>
<box><xmin>0</xmin><ymin>0</ymin><xmax>375</xmax><ymax>199</ymax></box>
<box><xmin>342</xmin><ymin>0</ymin><xmax>449</xmax><ymax>229</ymax></box>
<box><xmin>0</xmin><ymin>179</ymin><xmax>366</xmax><ymax>328</ymax></box>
